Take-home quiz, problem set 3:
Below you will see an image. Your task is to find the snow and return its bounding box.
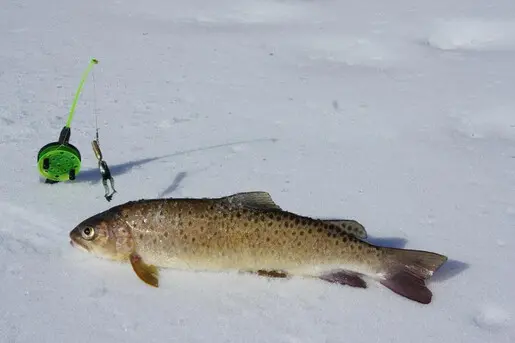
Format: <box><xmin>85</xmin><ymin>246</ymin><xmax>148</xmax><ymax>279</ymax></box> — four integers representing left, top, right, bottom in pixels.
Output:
<box><xmin>1</xmin><ymin>0</ymin><xmax>514</xmax><ymax>342</ymax></box>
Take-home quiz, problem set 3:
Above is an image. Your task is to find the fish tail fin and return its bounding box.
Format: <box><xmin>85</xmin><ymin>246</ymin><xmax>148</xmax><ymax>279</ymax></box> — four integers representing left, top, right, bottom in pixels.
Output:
<box><xmin>379</xmin><ymin>247</ymin><xmax>447</xmax><ymax>304</ymax></box>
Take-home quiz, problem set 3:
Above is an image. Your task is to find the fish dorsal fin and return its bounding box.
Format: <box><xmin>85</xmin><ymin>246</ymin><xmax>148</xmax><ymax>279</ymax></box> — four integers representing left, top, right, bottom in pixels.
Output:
<box><xmin>223</xmin><ymin>192</ymin><xmax>282</xmax><ymax>211</ymax></box>
<box><xmin>322</xmin><ymin>219</ymin><xmax>367</xmax><ymax>239</ymax></box>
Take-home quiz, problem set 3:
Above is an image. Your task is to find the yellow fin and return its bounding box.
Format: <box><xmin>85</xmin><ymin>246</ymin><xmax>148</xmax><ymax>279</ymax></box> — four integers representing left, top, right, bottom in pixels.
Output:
<box><xmin>130</xmin><ymin>253</ymin><xmax>159</xmax><ymax>287</ymax></box>
<box><xmin>322</xmin><ymin>219</ymin><xmax>367</xmax><ymax>239</ymax></box>
<box><xmin>224</xmin><ymin>191</ymin><xmax>282</xmax><ymax>210</ymax></box>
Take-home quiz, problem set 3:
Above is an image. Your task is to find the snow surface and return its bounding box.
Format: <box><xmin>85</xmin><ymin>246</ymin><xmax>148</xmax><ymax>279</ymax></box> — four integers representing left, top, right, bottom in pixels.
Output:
<box><xmin>1</xmin><ymin>0</ymin><xmax>515</xmax><ymax>342</ymax></box>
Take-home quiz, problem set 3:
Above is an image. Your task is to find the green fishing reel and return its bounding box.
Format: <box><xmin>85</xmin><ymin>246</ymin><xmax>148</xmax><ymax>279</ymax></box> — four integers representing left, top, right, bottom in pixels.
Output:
<box><xmin>37</xmin><ymin>58</ymin><xmax>98</xmax><ymax>184</ymax></box>
<box><xmin>37</xmin><ymin>126</ymin><xmax>82</xmax><ymax>182</ymax></box>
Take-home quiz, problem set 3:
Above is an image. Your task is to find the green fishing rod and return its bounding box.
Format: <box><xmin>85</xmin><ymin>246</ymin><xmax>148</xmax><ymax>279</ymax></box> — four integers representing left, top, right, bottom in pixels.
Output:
<box><xmin>37</xmin><ymin>58</ymin><xmax>99</xmax><ymax>183</ymax></box>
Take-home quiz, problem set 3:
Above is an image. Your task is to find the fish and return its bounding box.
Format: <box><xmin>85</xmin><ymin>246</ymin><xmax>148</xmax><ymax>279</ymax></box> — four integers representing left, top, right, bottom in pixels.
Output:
<box><xmin>69</xmin><ymin>191</ymin><xmax>447</xmax><ymax>304</ymax></box>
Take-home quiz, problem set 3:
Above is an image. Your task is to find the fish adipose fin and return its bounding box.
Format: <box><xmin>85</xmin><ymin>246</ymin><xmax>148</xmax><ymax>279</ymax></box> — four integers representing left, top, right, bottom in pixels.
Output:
<box><xmin>130</xmin><ymin>253</ymin><xmax>160</xmax><ymax>287</ymax></box>
<box><xmin>320</xmin><ymin>270</ymin><xmax>367</xmax><ymax>288</ymax></box>
<box><xmin>322</xmin><ymin>219</ymin><xmax>367</xmax><ymax>239</ymax></box>
<box><xmin>381</xmin><ymin>248</ymin><xmax>448</xmax><ymax>304</ymax></box>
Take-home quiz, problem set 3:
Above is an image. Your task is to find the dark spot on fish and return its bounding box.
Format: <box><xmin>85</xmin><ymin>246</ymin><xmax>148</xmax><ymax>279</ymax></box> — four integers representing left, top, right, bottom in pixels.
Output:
<box><xmin>244</xmin><ymin>222</ymin><xmax>248</xmax><ymax>227</ymax></box>
<box><xmin>342</xmin><ymin>236</ymin><xmax>348</xmax><ymax>243</ymax></box>
<box><xmin>295</xmin><ymin>218</ymin><xmax>300</xmax><ymax>225</ymax></box>
<box><xmin>188</xmin><ymin>210</ymin><xmax>193</xmax><ymax>215</ymax></box>
<box><xmin>308</xmin><ymin>229</ymin><xmax>313</xmax><ymax>234</ymax></box>
<box><xmin>327</xmin><ymin>232</ymin><xmax>332</xmax><ymax>237</ymax></box>
<box><xmin>223</xmin><ymin>213</ymin><xmax>228</xmax><ymax>218</ymax></box>
<box><xmin>188</xmin><ymin>221</ymin><xmax>192</xmax><ymax>226</ymax></box>
<box><xmin>292</xmin><ymin>231</ymin><xmax>296</xmax><ymax>236</ymax></box>
<box><xmin>153</xmin><ymin>238</ymin><xmax>157</xmax><ymax>244</ymax></box>
<box><xmin>299</xmin><ymin>231</ymin><xmax>304</xmax><ymax>236</ymax></box>
<box><xmin>209</xmin><ymin>206</ymin><xmax>214</xmax><ymax>210</ymax></box>
<box><xmin>266</xmin><ymin>237</ymin><xmax>270</xmax><ymax>242</ymax></box>
<box><xmin>268</xmin><ymin>222</ymin><xmax>273</xmax><ymax>227</ymax></box>
<box><xmin>200</xmin><ymin>226</ymin><xmax>205</xmax><ymax>232</ymax></box>
<box><xmin>301</xmin><ymin>220</ymin><xmax>307</xmax><ymax>225</ymax></box>
<box><xmin>183</xmin><ymin>234</ymin><xmax>188</xmax><ymax>240</ymax></box>
<box><xmin>199</xmin><ymin>214</ymin><xmax>205</xmax><ymax>219</ymax></box>
<box><xmin>284</xmin><ymin>222</ymin><xmax>289</xmax><ymax>228</ymax></box>
<box><xmin>268</xmin><ymin>213</ymin><xmax>274</xmax><ymax>219</ymax></box>
<box><xmin>192</xmin><ymin>237</ymin><xmax>196</xmax><ymax>243</ymax></box>
<box><xmin>358</xmin><ymin>245</ymin><xmax>363</xmax><ymax>250</ymax></box>
<box><xmin>179</xmin><ymin>229</ymin><xmax>184</xmax><ymax>234</ymax></box>
<box><xmin>297</xmin><ymin>241</ymin><xmax>302</xmax><ymax>247</ymax></box>
<box><xmin>164</xmin><ymin>232</ymin><xmax>169</xmax><ymax>237</ymax></box>
<box><xmin>236</xmin><ymin>212</ymin><xmax>241</xmax><ymax>218</ymax></box>
<box><xmin>317</xmin><ymin>228</ymin><xmax>322</xmax><ymax>233</ymax></box>
<box><xmin>139</xmin><ymin>234</ymin><xmax>143</xmax><ymax>239</ymax></box>
<box><xmin>254</xmin><ymin>218</ymin><xmax>259</xmax><ymax>223</ymax></box>
<box><xmin>335</xmin><ymin>240</ymin><xmax>339</xmax><ymax>245</ymax></box>
<box><xmin>274</xmin><ymin>230</ymin><xmax>279</xmax><ymax>235</ymax></box>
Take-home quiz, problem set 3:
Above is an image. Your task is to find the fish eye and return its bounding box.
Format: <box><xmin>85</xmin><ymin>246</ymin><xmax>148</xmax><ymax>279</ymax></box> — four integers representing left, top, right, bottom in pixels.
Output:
<box><xmin>81</xmin><ymin>227</ymin><xmax>95</xmax><ymax>240</ymax></box>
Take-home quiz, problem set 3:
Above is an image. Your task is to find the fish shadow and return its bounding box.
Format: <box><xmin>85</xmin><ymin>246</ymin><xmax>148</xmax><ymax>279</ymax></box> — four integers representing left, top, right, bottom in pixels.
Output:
<box><xmin>430</xmin><ymin>259</ymin><xmax>469</xmax><ymax>283</ymax></box>
<box><xmin>159</xmin><ymin>171</ymin><xmax>188</xmax><ymax>198</ymax></box>
<box><xmin>74</xmin><ymin>138</ymin><xmax>277</xmax><ymax>184</ymax></box>
<box><xmin>365</xmin><ymin>236</ymin><xmax>408</xmax><ymax>249</ymax></box>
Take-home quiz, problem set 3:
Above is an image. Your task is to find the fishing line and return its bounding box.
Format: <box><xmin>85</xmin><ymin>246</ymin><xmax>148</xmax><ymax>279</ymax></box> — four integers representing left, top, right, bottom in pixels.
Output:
<box><xmin>90</xmin><ymin>63</ymin><xmax>117</xmax><ymax>202</ymax></box>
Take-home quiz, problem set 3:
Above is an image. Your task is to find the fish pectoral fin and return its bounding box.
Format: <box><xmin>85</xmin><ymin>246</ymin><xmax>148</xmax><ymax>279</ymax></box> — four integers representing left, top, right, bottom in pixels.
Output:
<box><xmin>322</xmin><ymin>219</ymin><xmax>368</xmax><ymax>239</ymax></box>
<box><xmin>130</xmin><ymin>253</ymin><xmax>159</xmax><ymax>287</ymax></box>
<box><xmin>319</xmin><ymin>270</ymin><xmax>367</xmax><ymax>288</ymax></box>
<box><xmin>224</xmin><ymin>191</ymin><xmax>282</xmax><ymax>211</ymax></box>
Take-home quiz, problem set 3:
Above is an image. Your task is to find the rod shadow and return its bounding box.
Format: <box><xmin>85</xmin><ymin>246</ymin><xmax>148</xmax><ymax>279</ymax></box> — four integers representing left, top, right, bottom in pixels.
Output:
<box><xmin>74</xmin><ymin>138</ymin><xmax>277</xmax><ymax>184</ymax></box>
<box><xmin>159</xmin><ymin>171</ymin><xmax>187</xmax><ymax>198</ymax></box>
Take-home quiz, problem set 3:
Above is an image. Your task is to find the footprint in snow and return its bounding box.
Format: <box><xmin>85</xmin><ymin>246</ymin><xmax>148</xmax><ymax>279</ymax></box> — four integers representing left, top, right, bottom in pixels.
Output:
<box><xmin>426</xmin><ymin>19</ymin><xmax>515</xmax><ymax>51</ymax></box>
<box><xmin>473</xmin><ymin>304</ymin><xmax>511</xmax><ymax>332</ymax></box>
<box><xmin>451</xmin><ymin>107</ymin><xmax>515</xmax><ymax>142</ymax></box>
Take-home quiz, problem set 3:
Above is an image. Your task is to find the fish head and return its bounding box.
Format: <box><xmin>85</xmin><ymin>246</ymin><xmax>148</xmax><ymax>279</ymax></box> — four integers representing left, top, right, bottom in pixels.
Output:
<box><xmin>69</xmin><ymin>209</ymin><xmax>134</xmax><ymax>261</ymax></box>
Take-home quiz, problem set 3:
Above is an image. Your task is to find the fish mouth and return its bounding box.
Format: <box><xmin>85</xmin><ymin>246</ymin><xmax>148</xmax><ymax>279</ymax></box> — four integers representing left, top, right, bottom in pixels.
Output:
<box><xmin>70</xmin><ymin>239</ymin><xmax>89</xmax><ymax>253</ymax></box>
<box><xmin>69</xmin><ymin>230</ymin><xmax>90</xmax><ymax>252</ymax></box>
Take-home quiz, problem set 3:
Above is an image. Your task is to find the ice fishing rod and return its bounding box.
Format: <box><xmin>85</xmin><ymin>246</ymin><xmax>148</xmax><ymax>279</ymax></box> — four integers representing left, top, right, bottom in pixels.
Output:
<box><xmin>36</xmin><ymin>58</ymin><xmax>116</xmax><ymax>202</ymax></box>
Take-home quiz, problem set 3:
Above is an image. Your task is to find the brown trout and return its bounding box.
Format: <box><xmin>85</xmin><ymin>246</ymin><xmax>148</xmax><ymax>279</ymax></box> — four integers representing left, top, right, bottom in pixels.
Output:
<box><xmin>69</xmin><ymin>191</ymin><xmax>447</xmax><ymax>304</ymax></box>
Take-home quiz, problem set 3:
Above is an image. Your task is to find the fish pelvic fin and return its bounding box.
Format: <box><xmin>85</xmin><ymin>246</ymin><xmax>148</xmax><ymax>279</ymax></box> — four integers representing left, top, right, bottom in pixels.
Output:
<box><xmin>130</xmin><ymin>253</ymin><xmax>159</xmax><ymax>287</ymax></box>
<box><xmin>380</xmin><ymin>248</ymin><xmax>447</xmax><ymax>304</ymax></box>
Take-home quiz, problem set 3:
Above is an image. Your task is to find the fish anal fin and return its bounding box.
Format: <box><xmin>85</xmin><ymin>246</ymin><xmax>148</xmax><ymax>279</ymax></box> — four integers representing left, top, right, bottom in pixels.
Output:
<box><xmin>224</xmin><ymin>191</ymin><xmax>282</xmax><ymax>210</ymax></box>
<box><xmin>130</xmin><ymin>253</ymin><xmax>159</xmax><ymax>287</ymax></box>
<box><xmin>322</xmin><ymin>219</ymin><xmax>367</xmax><ymax>239</ymax></box>
<box><xmin>320</xmin><ymin>270</ymin><xmax>367</xmax><ymax>288</ymax></box>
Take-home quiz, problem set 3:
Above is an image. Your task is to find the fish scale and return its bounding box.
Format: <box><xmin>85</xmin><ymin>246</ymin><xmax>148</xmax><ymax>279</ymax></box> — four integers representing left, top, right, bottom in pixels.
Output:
<box><xmin>70</xmin><ymin>191</ymin><xmax>448</xmax><ymax>304</ymax></box>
